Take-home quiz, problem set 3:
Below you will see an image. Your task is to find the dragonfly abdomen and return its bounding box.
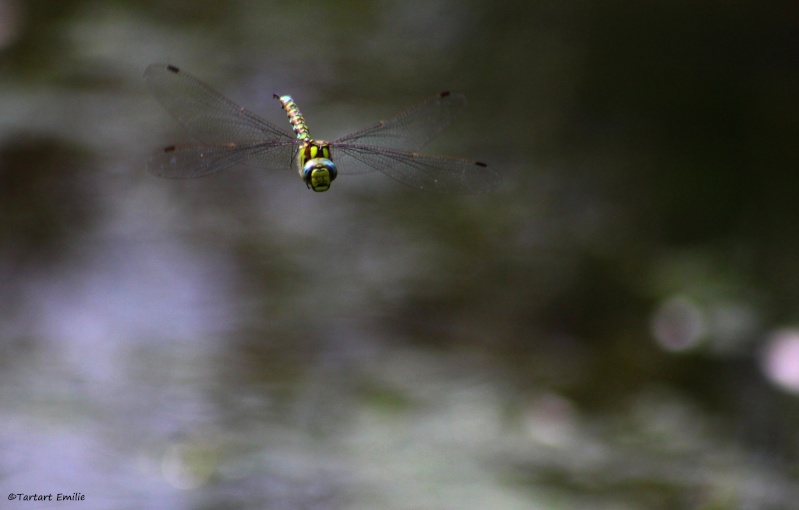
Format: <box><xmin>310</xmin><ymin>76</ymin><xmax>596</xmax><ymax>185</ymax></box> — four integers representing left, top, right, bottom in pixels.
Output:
<box><xmin>274</xmin><ymin>94</ymin><xmax>311</xmax><ymax>141</ymax></box>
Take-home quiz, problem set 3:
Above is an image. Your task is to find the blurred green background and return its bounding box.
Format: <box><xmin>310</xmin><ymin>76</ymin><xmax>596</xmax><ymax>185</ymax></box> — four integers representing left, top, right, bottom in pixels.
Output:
<box><xmin>2</xmin><ymin>1</ymin><xmax>798</xmax><ymax>508</ymax></box>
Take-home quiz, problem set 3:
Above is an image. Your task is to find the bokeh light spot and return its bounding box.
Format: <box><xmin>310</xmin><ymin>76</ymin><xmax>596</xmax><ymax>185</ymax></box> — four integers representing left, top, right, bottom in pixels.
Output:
<box><xmin>761</xmin><ymin>329</ymin><xmax>799</xmax><ymax>394</ymax></box>
<box><xmin>651</xmin><ymin>297</ymin><xmax>706</xmax><ymax>352</ymax></box>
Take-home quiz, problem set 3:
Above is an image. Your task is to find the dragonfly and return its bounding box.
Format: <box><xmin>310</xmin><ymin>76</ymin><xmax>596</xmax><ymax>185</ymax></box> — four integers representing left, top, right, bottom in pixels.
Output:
<box><xmin>144</xmin><ymin>64</ymin><xmax>501</xmax><ymax>193</ymax></box>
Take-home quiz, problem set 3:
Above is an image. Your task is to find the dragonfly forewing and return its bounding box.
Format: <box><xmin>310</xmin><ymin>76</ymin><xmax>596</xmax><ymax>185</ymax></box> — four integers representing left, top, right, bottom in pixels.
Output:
<box><xmin>333</xmin><ymin>92</ymin><xmax>468</xmax><ymax>152</ymax></box>
<box><xmin>144</xmin><ymin>64</ymin><xmax>294</xmax><ymax>145</ymax></box>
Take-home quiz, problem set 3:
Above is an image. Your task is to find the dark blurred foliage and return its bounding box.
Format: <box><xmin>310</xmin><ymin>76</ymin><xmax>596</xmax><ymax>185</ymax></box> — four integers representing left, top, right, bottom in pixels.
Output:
<box><xmin>0</xmin><ymin>135</ymin><xmax>98</xmax><ymax>268</ymax></box>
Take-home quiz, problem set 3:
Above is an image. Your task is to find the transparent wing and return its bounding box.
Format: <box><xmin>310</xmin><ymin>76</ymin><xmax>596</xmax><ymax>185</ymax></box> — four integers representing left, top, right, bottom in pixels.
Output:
<box><xmin>333</xmin><ymin>144</ymin><xmax>502</xmax><ymax>194</ymax></box>
<box><xmin>149</xmin><ymin>141</ymin><xmax>296</xmax><ymax>179</ymax></box>
<box><xmin>144</xmin><ymin>63</ymin><xmax>294</xmax><ymax>144</ymax></box>
<box><xmin>333</xmin><ymin>92</ymin><xmax>468</xmax><ymax>152</ymax></box>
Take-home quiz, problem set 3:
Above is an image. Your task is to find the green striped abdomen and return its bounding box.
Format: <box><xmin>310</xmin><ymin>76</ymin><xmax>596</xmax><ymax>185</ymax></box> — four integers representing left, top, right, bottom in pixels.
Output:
<box><xmin>275</xmin><ymin>94</ymin><xmax>311</xmax><ymax>141</ymax></box>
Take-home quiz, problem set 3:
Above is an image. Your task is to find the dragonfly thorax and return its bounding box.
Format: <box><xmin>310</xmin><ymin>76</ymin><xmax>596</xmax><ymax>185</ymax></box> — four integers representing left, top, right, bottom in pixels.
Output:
<box><xmin>299</xmin><ymin>141</ymin><xmax>337</xmax><ymax>192</ymax></box>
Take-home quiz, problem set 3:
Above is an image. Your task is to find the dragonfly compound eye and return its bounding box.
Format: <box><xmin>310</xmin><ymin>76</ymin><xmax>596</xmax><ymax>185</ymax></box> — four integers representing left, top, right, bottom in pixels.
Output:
<box><xmin>303</xmin><ymin>158</ymin><xmax>338</xmax><ymax>192</ymax></box>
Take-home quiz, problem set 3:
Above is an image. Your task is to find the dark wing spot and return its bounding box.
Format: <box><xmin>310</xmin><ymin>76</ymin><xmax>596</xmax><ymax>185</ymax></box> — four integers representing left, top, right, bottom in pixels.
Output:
<box><xmin>440</xmin><ymin>91</ymin><xmax>451</xmax><ymax>98</ymax></box>
<box><xmin>166</xmin><ymin>65</ymin><xmax>180</xmax><ymax>73</ymax></box>
<box><xmin>475</xmin><ymin>161</ymin><xmax>488</xmax><ymax>167</ymax></box>
<box><xmin>163</xmin><ymin>145</ymin><xmax>176</xmax><ymax>153</ymax></box>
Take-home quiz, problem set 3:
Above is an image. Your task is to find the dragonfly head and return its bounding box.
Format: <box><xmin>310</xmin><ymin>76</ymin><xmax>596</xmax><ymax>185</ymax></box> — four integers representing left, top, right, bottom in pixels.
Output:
<box><xmin>299</xmin><ymin>141</ymin><xmax>337</xmax><ymax>192</ymax></box>
<box><xmin>302</xmin><ymin>158</ymin><xmax>337</xmax><ymax>192</ymax></box>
